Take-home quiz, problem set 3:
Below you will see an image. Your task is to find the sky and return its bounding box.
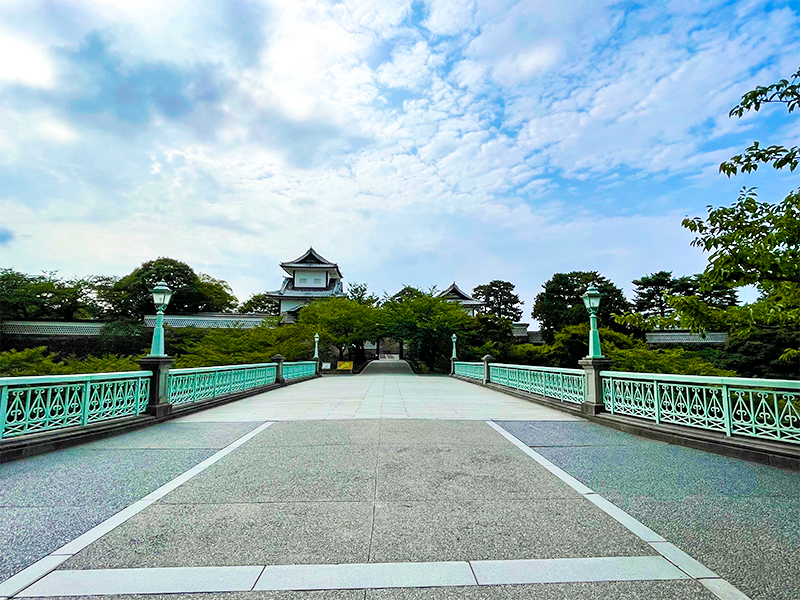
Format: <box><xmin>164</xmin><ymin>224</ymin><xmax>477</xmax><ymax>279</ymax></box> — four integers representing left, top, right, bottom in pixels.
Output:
<box><xmin>0</xmin><ymin>0</ymin><xmax>797</xmax><ymax>320</ymax></box>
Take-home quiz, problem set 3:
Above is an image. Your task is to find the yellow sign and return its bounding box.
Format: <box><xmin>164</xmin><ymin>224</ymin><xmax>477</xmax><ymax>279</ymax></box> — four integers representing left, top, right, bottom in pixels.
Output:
<box><xmin>337</xmin><ymin>361</ymin><xmax>354</xmax><ymax>371</ymax></box>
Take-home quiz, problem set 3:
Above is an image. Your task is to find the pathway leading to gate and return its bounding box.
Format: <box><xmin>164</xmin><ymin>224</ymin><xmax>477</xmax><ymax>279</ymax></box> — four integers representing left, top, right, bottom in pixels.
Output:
<box><xmin>1</xmin><ymin>366</ymin><xmax>797</xmax><ymax>600</ymax></box>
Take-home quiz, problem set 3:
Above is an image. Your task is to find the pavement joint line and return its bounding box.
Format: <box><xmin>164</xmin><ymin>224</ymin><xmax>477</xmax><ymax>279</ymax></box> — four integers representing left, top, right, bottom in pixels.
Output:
<box><xmin>1</xmin><ymin>421</ymin><xmax>276</xmax><ymax>598</ymax></box>
<box><xmin>484</xmin><ymin>420</ymin><xmax>753</xmax><ymax>600</ymax></box>
<box><xmin>15</xmin><ymin>557</ymin><xmax>697</xmax><ymax>595</ymax></box>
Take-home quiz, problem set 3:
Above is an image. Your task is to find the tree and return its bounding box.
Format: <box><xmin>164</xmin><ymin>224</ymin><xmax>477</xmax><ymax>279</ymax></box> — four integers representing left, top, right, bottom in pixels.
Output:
<box><xmin>101</xmin><ymin>258</ymin><xmax>238</xmax><ymax>319</ymax></box>
<box><xmin>531</xmin><ymin>272</ymin><xmax>631</xmax><ymax>343</ymax></box>
<box><xmin>632</xmin><ymin>271</ymin><xmax>737</xmax><ymax>318</ymax></box>
<box><xmin>347</xmin><ymin>282</ymin><xmax>379</xmax><ymax>306</ymax></box>
<box><xmin>0</xmin><ymin>269</ymin><xmax>99</xmax><ymax>321</ymax></box>
<box><xmin>297</xmin><ymin>297</ymin><xmax>382</xmax><ymax>363</ymax></box>
<box><xmin>473</xmin><ymin>280</ymin><xmax>523</xmax><ymax>321</ymax></box>
<box><xmin>238</xmin><ymin>293</ymin><xmax>279</xmax><ymax>315</ymax></box>
<box><xmin>382</xmin><ymin>288</ymin><xmax>469</xmax><ymax>371</ymax></box>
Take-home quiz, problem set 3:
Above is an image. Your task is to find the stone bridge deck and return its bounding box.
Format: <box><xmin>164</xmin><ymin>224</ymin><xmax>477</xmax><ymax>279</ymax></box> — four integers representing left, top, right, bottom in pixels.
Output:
<box><xmin>1</xmin><ymin>368</ymin><xmax>797</xmax><ymax>599</ymax></box>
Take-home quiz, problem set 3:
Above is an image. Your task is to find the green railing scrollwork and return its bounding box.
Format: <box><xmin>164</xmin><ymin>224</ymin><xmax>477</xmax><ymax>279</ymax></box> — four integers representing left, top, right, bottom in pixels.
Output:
<box><xmin>283</xmin><ymin>361</ymin><xmax>317</xmax><ymax>381</ymax></box>
<box><xmin>0</xmin><ymin>372</ymin><xmax>151</xmax><ymax>439</ymax></box>
<box><xmin>489</xmin><ymin>363</ymin><xmax>586</xmax><ymax>404</ymax></box>
<box><xmin>453</xmin><ymin>362</ymin><xmax>484</xmax><ymax>380</ymax></box>
<box><xmin>167</xmin><ymin>363</ymin><xmax>278</xmax><ymax>406</ymax></box>
<box><xmin>601</xmin><ymin>372</ymin><xmax>800</xmax><ymax>444</ymax></box>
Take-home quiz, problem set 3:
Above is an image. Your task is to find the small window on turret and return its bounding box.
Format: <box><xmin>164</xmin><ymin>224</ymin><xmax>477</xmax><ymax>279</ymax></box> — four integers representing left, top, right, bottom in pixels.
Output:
<box><xmin>314</xmin><ymin>278</ymin><xmax>322</xmax><ymax>284</ymax></box>
<box><xmin>299</xmin><ymin>277</ymin><xmax>307</xmax><ymax>284</ymax></box>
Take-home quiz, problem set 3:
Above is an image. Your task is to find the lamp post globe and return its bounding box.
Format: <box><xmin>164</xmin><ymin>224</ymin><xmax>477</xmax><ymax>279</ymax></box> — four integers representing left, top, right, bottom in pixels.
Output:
<box><xmin>580</xmin><ymin>285</ymin><xmax>604</xmax><ymax>358</ymax></box>
<box><xmin>148</xmin><ymin>281</ymin><xmax>173</xmax><ymax>357</ymax></box>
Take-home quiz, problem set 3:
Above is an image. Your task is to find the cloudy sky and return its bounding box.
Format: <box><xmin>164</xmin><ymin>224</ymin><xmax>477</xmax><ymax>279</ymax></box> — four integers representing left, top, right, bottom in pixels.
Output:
<box><xmin>0</xmin><ymin>0</ymin><xmax>797</xmax><ymax>317</ymax></box>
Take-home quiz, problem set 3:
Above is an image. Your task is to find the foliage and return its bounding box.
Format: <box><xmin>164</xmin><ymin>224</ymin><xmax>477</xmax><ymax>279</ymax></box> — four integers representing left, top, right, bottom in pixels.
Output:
<box><xmin>721</xmin><ymin>66</ymin><xmax>799</xmax><ymax>176</ymax></box>
<box><xmin>631</xmin><ymin>271</ymin><xmax>737</xmax><ymax>319</ymax></box>
<box><xmin>99</xmin><ymin>258</ymin><xmax>238</xmax><ymax>319</ymax></box>
<box><xmin>0</xmin><ymin>269</ymin><xmax>98</xmax><ymax>321</ymax></box>
<box><xmin>297</xmin><ymin>297</ymin><xmax>382</xmax><ymax>362</ymax></box>
<box><xmin>473</xmin><ymin>280</ymin><xmax>523</xmax><ymax>321</ymax></box>
<box><xmin>174</xmin><ymin>323</ymin><xmax>313</xmax><ymax>368</ymax></box>
<box><xmin>347</xmin><ymin>282</ymin><xmax>380</xmax><ymax>306</ymax></box>
<box><xmin>238</xmin><ymin>293</ymin><xmax>279</xmax><ymax>315</ymax></box>
<box><xmin>460</xmin><ymin>314</ymin><xmax>515</xmax><ymax>362</ymax></box>
<box><xmin>0</xmin><ymin>347</ymin><xmax>140</xmax><ymax>377</ymax></box>
<box><xmin>505</xmin><ymin>325</ymin><xmax>733</xmax><ymax>376</ymax></box>
<box><xmin>531</xmin><ymin>272</ymin><xmax>631</xmax><ymax>343</ymax></box>
<box><xmin>382</xmin><ymin>288</ymin><xmax>470</xmax><ymax>371</ymax></box>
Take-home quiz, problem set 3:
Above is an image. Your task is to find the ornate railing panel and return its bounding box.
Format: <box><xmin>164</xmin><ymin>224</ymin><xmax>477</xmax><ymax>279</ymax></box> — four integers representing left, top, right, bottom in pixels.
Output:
<box><xmin>167</xmin><ymin>363</ymin><xmax>278</xmax><ymax>406</ymax></box>
<box><xmin>0</xmin><ymin>372</ymin><xmax>151</xmax><ymax>439</ymax></box>
<box><xmin>602</xmin><ymin>372</ymin><xmax>800</xmax><ymax>444</ymax></box>
<box><xmin>283</xmin><ymin>361</ymin><xmax>317</xmax><ymax>380</ymax></box>
<box><xmin>489</xmin><ymin>364</ymin><xmax>586</xmax><ymax>404</ymax></box>
<box><xmin>453</xmin><ymin>362</ymin><xmax>484</xmax><ymax>380</ymax></box>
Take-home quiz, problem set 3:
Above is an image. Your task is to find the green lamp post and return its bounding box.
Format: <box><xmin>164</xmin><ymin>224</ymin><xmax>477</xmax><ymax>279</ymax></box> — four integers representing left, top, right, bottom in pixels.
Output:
<box><xmin>451</xmin><ymin>333</ymin><xmax>458</xmax><ymax>359</ymax></box>
<box><xmin>148</xmin><ymin>281</ymin><xmax>173</xmax><ymax>357</ymax></box>
<box><xmin>314</xmin><ymin>333</ymin><xmax>320</xmax><ymax>359</ymax></box>
<box><xmin>581</xmin><ymin>285</ymin><xmax>604</xmax><ymax>358</ymax></box>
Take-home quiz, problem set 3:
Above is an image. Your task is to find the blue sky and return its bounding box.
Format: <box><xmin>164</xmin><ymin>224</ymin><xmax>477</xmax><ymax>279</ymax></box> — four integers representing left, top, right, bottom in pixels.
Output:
<box><xmin>0</xmin><ymin>0</ymin><xmax>797</xmax><ymax>319</ymax></box>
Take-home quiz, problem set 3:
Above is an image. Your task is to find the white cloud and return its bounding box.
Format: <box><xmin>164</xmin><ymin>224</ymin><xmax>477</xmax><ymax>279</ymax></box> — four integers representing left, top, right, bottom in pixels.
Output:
<box><xmin>0</xmin><ymin>31</ymin><xmax>55</xmax><ymax>88</ymax></box>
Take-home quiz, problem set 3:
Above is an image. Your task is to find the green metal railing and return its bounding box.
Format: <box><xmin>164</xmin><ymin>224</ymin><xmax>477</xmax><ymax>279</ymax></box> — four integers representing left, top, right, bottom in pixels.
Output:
<box><xmin>490</xmin><ymin>363</ymin><xmax>586</xmax><ymax>404</ymax></box>
<box><xmin>167</xmin><ymin>363</ymin><xmax>278</xmax><ymax>406</ymax></box>
<box><xmin>453</xmin><ymin>362</ymin><xmax>484</xmax><ymax>380</ymax></box>
<box><xmin>283</xmin><ymin>361</ymin><xmax>317</xmax><ymax>380</ymax></box>
<box><xmin>0</xmin><ymin>372</ymin><xmax>151</xmax><ymax>439</ymax></box>
<box><xmin>601</xmin><ymin>371</ymin><xmax>800</xmax><ymax>444</ymax></box>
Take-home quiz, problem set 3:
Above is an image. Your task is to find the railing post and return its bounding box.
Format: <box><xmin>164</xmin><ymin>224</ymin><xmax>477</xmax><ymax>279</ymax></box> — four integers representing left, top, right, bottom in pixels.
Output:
<box><xmin>0</xmin><ymin>385</ymin><xmax>8</xmax><ymax>440</ymax></box>
<box><xmin>578</xmin><ymin>357</ymin><xmax>613</xmax><ymax>416</ymax></box>
<box><xmin>137</xmin><ymin>356</ymin><xmax>175</xmax><ymax>418</ymax></box>
<box><xmin>271</xmin><ymin>354</ymin><xmax>286</xmax><ymax>384</ymax></box>
<box><xmin>653</xmin><ymin>381</ymin><xmax>661</xmax><ymax>424</ymax></box>
<box><xmin>482</xmin><ymin>355</ymin><xmax>495</xmax><ymax>385</ymax></box>
<box><xmin>81</xmin><ymin>380</ymin><xmax>92</xmax><ymax>426</ymax></box>
<box><xmin>721</xmin><ymin>384</ymin><xmax>732</xmax><ymax>437</ymax></box>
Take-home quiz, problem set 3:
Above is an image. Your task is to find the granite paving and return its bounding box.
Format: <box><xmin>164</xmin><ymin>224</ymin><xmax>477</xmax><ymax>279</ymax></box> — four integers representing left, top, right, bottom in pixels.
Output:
<box><xmin>497</xmin><ymin>419</ymin><xmax>800</xmax><ymax>600</ymax></box>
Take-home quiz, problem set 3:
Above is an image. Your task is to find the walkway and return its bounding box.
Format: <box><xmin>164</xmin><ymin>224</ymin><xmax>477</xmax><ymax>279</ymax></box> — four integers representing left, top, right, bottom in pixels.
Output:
<box><xmin>1</xmin><ymin>373</ymin><xmax>797</xmax><ymax>600</ymax></box>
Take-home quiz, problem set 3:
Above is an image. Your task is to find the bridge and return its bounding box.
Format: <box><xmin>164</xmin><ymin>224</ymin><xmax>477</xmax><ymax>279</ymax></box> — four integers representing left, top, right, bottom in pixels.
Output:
<box><xmin>0</xmin><ymin>360</ymin><xmax>798</xmax><ymax>600</ymax></box>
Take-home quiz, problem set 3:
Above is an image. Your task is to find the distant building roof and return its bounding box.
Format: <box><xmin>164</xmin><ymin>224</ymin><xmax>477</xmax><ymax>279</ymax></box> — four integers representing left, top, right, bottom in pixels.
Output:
<box><xmin>280</xmin><ymin>247</ymin><xmax>343</xmax><ymax>278</ymax></box>
<box><xmin>438</xmin><ymin>282</ymin><xmax>484</xmax><ymax>307</ymax></box>
<box><xmin>263</xmin><ymin>277</ymin><xmax>346</xmax><ymax>301</ymax></box>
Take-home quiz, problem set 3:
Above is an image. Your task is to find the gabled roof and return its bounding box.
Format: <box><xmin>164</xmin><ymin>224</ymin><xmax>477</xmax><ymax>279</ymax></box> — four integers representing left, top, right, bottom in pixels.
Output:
<box><xmin>280</xmin><ymin>247</ymin><xmax>343</xmax><ymax>277</ymax></box>
<box><xmin>263</xmin><ymin>277</ymin><xmax>346</xmax><ymax>300</ymax></box>
<box><xmin>439</xmin><ymin>282</ymin><xmax>481</xmax><ymax>304</ymax></box>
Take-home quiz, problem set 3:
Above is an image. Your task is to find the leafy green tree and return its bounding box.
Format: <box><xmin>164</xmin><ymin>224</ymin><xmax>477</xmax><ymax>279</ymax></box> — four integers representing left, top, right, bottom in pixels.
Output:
<box><xmin>382</xmin><ymin>288</ymin><xmax>469</xmax><ymax>371</ymax></box>
<box><xmin>0</xmin><ymin>269</ymin><xmax>98</xmax><ymax>320</ymax></box>
<box><xmin>101</xmin><ymin>258</ymin><xmax>238</xmax><ymax>319</ymax></box>
<box><xmin>347</xmin><ymin>282</ymin><xmax>380</xmax><ymax>306</ymax></box>
<box><xmin>473</xmin><ymin>280</ymin><xmax>523</xmax><ymax>321</ymax></box>
<box><xmin>0</xmin><ymin>347</ymin><xmax>140</xmax><ymax>377</ymax></box>
<box><xmin>297</xmin><ymin>297</ymin><xmax>382</xmax><ymax>362</ymax></box>
<box><xmin>632</xmin><ymin>271</ymin><xmax>737</xmax><ymax>318</ymax></box>
<box><xmin>531</xmin><ymin>272</ymin><xmax>631</xmax><ymax>343</ymax></box>
<box><xmin>460</xmin><ymin>314</ymin><xmax>515</xmax><ymax>361</ymax></box>
<box><xmin>238</xmin><ymin>293</ymin><xmax>279</xmax><ymax>315</ymax></box>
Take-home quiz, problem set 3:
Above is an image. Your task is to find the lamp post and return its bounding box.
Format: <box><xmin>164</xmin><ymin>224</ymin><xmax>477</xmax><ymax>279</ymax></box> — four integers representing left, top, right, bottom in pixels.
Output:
<box><xmin>581</xmin><ymin>285</ymin><xmax>604</xmax><ymax>359</ymax></box>
<box><xmin>450</xmin><ymin>333</ymin><xmax>458</xmax><ymax>375</ymax></box>
<box><xmin>138</xmin><ymin>281</ymin><xmax>175</xmax><ymax>418</ymax></box>
<box><xmin>314</xmin><ymin>333</ymin><xmax>320</xmax><ymax>359</ymax></box>
<box><xmin>148</xmin><ymin>281</ymin><xmax>173</xmax><ymax>357</ymax></box>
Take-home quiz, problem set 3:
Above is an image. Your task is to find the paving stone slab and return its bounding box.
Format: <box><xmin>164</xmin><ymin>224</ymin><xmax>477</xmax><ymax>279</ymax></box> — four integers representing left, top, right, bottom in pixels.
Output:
<box><xmin>365</xmin><ymin>580</ymin><xmax>718</xmax><ymax>599</ymax></box>
<box><xmin>614</xmin><ymin>496</ymin><xmax>800</xmax><ymax>600</ymax></box>
<box><xmin>369</xmin><ymin>500</ymin><xmax>655</xmax><ymax>563</ymax></box>
<box><xmin>496</xmin><ymin>421</ymin><xmax>639</xmax><ymax>447</ymax></box>
<box><xmin>376</xmin><ymin>445</ymin><xmax>580</xmax><ymax>501</ymax></box>
<box><xmin>161</xmin><ymin>445</ymin><xmax>378</xmax><ymax>503</ymax></box>
<box><xmin>0</xmin><ymin>506</ymin><xmax>110</xmax><ymax>582</ymax></box>
<box><xmin>0</xmin><ymin>449</ymin><xmax>215</xmax><ymax>507</ymax></box>
<box><xmin>78</xmin><ymin>422</ymin><xmax>266</xmax><ymax>450</ymax></box>
<box><xmin>242</xmin><ymin>420</ymin><xmax>381</xmax><ymax>447</ymax></box>
<box><xmin>535</xmin><ymin>444</ymin><xmax>800</xmax><ymax>500</ymax></box>
<box><xmin>22</xmin><ymin>593</ymin><xmax>362</xmax><ymax>600</ymax></box>
<box><xmin>60</xmin><ymin>502</ymin><xmax>374</xmax><ymax>569</ymax></box>
<box><xmin>377</xmin><ymin>420</ymin><xmax>510</xmax><ymax>446</ymax></box>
